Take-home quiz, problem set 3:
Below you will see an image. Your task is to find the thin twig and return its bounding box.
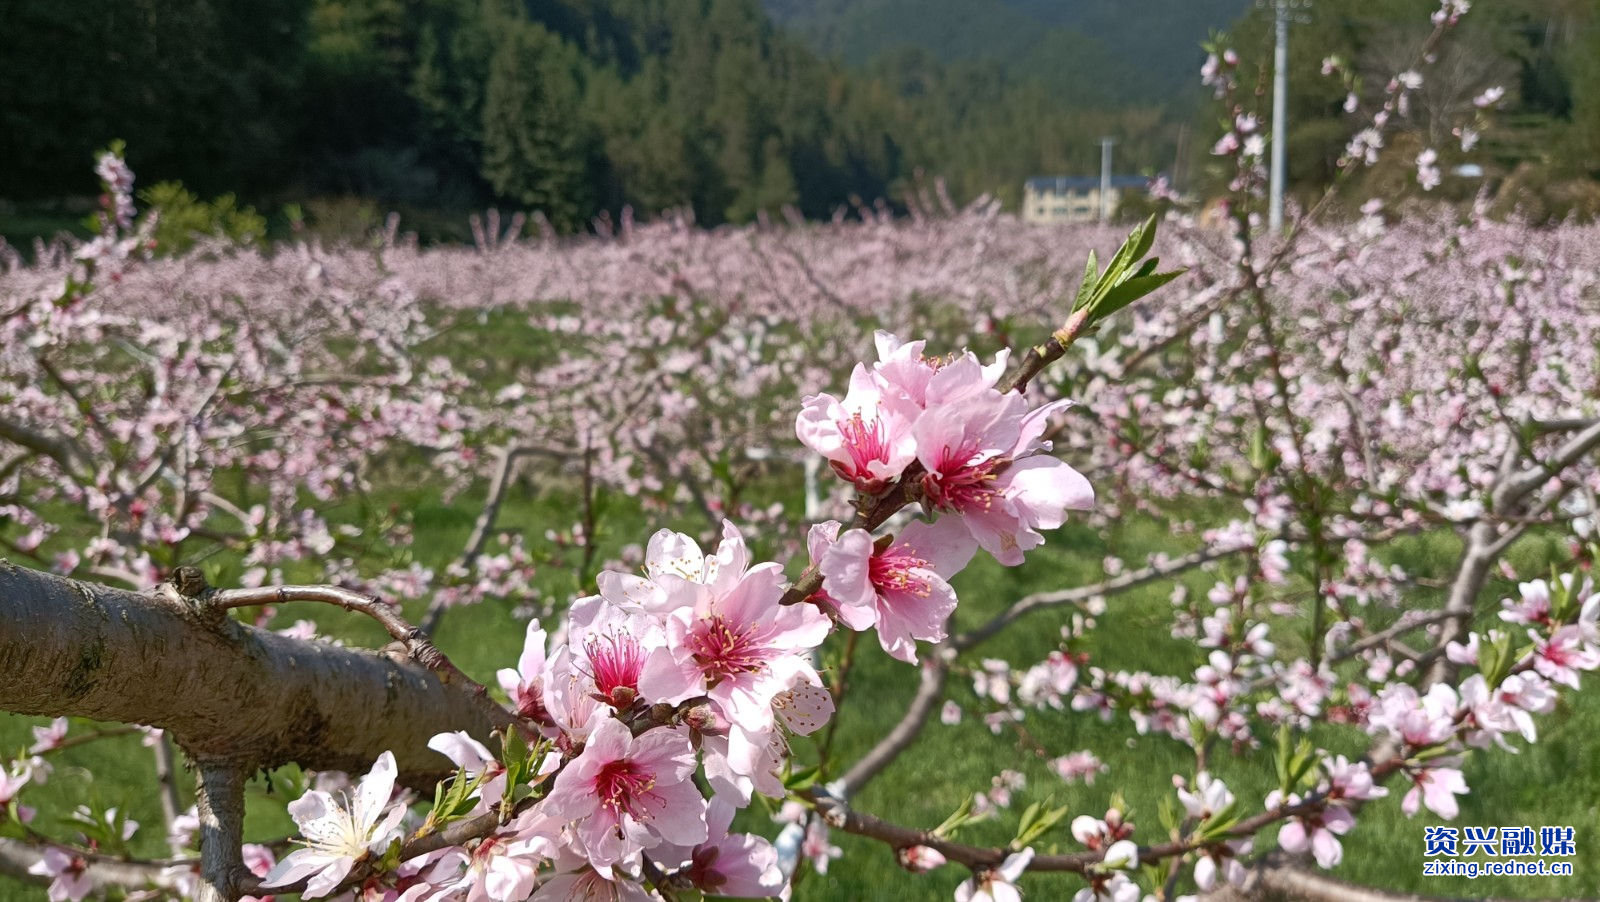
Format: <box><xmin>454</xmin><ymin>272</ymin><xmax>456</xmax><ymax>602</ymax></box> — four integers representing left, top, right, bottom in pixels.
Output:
<box><xmin>152</xmin><ymin>735</ymin><xmax>185</xmax><ymax>856</ymax></box>
<box><xmin>951</xmin><ymin>546</ymin><xmax>1239</xmax><ymax>653</ymax></box>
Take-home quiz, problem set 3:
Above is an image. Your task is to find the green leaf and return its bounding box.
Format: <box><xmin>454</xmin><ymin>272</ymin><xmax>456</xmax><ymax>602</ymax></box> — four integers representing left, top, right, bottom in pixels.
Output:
<box><xmin>1480</xmin><ymin>632</ymin><xmax>1513</xmax><ymax>690</ymax></box>
<box><xmin>0</xmin><ymin>813</ymin><xmax>26</xmax><ymax>840</ymax></box>
<box><xmin>1069</xmin><ymin>216</ymin><xmax>1184</xmax><ymax>326</ymax></box>
<box><xmin>783</xmin><ymin>763</ymin><xmax>820</xmax><ymax>793</ymax></box>
<box><xmin>428</xmin><ymin>767</ymin><xmax>490</xmax><ymax>828</ymax></box>
<box><xmin>1094</xmin><ymin>269</ymin><xmax>1185</xmax><ymax>320</ymax></box>
<box><xmin>1158</xmin><ymin>795</ymin><xmax>1179</xmax><ymax>835</ymax></box>
<box><xmin>934</xmin><ymin>795</ymin><xmax>978</xmax><ymax>838</ymax></box>
<box><xmin>261</xmin><ymin>763</ymin><xmax>309</xmax><ymax>800</ymax></box>
<box><xmin>1015</xmin><ymin>798</ymin><xmax>1070</xmax><ymax>846</ymax></box>
<box><xmin>501</xmin><ymin>727</ymin><xmax>530</xmax><ymax>773</ymax></box>
<box><xmin>1194</xmin><ymin>800</ymin><xmax>1241</xmax><ymax>842</ymax></box>
<box><xmin>1099</xmin><ymin>217</ymin><xmax>1148</xmax><ymax>287</ymax></box>
<box><xmin>1550</xmin><ymin>567</ymin><xmax>1578</xmax><ymax>623</ymax></box>
<box><xmin>376</xmin><ymin>837</ymin><xmax>404</xmax><ymax>872</ymax></box>
<box><xmin>1072</xmin><ymin>249</ymin><xmax>1100</xmax><ymax>312</ymax></box>
<box><xmin>1411</xmin><ymin>744</ymin><xmax>1459</xmax><ymax>764</ymax></box>
<box><xmin>1131</xmin><ymin>214</ymin><xmax>1158</xmax><ymax>261</ymax></box>
<box><xmin>1017</xmin><ymin>801</ymin><xmax>1043</xmax><ymax>837</ymax></box>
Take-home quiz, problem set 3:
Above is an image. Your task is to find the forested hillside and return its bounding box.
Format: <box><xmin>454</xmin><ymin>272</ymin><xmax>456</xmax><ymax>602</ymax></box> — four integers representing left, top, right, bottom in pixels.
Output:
<box><xmin>763</xmin><ymin>0</ymin><xmax>1249</xmax><ymax>108</ymax></box>
<box><xmin>0</xmin><ymin>0</ymin><xmax>1189</xmax><ymax>232</ymax></box>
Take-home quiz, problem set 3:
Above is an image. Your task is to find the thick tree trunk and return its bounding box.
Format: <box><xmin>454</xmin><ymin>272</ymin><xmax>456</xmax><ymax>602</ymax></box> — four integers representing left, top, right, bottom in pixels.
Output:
<box><xmin>0</xmin><ymin>560</ymin><xmax>493</xmax><ymax>783</ymax></box>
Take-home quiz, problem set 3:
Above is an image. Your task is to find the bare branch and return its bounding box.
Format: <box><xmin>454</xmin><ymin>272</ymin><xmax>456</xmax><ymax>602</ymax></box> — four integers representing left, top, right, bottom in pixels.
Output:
<box><xmin>0</xmin><ymin>560</ymin><xmax>493</xmax><ymax>783</ymax></box>
<box><xmin>1530</xmin><ymin>417</ymin><xmax>1599</xmax><ymax>435</ymax></box>
<box><xmin>1495</xmin><ymin>420</ymin><xmax>1600</xmax><ymax>510</ymax></box>
<box><xmin>458</xmin><ymin>447</ymin><xmax>541</xmax><ymax>569</ymax></box>
<box><xmin>1328</xmin><ymin>610</ymin><xmax>1454</xmax><ymax>666</ymax></box>
<box><xmin>823</xmin><ymin>546</ymin><xmax>1242</xmax><ymax>799</ymax></box>
<box><xmin>998</xmin><ymin>307</ymin><xmax>1093</xmax><ymax>395</ymax></box>
<box><xmin>421</xmin><ymin>444</ymin><xmax>555</xmax><ymax>636</ymax></box>
<box><xmin>1428</xmin><ymin>421</ymin><xmax>1600</xmax><ymax>686</ymax></box>
<box><xmin>194</xmin><ymin>762</ymin><xmax>245</xmax><ymax>902</ymax></box>
<box><xmin>204</xmin><ymin>583</ymin><xmax>522</xmax><ymax>740</ymax></box>
<box><xmin>0</xmin><ymin>416</ymin><xmax>89</xmax><ymax>480</ymax></box>
<box><xmin>951</xmin><ymin>547</ymin><xmax>1235</xmax><ymax>652</ymax></box>
<box><xmin>0</xmin><ymin>840</ymin><xmax>187</xmax><ymax>895</ymax></box>
<box><xmin>152</xmin><ymin>735</ymin><xmax>185</xmax><ymax>856</ymax></box>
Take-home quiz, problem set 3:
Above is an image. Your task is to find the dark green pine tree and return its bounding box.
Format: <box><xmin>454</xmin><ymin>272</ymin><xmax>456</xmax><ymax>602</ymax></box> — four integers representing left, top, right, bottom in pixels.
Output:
<box><xmin>480</xmin><ymin>20</ymin><xmax>595</xmax><ymax>231</ymax></box>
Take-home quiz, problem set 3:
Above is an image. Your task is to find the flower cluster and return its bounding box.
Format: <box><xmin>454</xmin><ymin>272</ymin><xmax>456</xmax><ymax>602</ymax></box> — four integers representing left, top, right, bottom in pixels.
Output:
<box><xmin>796</xmin><ymin>331</ymin><xmax>1093</xmax><ymax>659</ymax></box>
<box><xmin>799</xmin><ymin>332</ymin><xmax>1093</xmax><ymax>564</ymax></box>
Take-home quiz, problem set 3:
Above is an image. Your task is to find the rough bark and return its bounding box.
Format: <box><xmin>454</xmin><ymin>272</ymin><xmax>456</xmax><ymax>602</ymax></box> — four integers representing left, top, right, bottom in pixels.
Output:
<box><xmin>195</xmin><ymin>763</ymin><xmax>245</xmax><ymax>902</ymax></box>
<box><xmin>0</xmin><ymin>560</ymin><xmax>494</xmax><ymax>783</ymax></box>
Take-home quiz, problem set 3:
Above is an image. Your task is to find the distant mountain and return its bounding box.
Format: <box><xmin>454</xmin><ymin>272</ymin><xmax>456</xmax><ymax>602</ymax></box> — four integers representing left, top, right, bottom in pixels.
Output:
<box><xmin>762</xmin><ymin>0</ymin><xmax>1250</xmax><ymax>108</ymax></box>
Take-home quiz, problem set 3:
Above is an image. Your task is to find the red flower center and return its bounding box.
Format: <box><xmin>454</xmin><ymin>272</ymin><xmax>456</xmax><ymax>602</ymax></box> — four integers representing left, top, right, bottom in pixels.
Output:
<box><xmin>596</xmin><ymin>760</ymin><xmax>658</xmax><ymax>816</ymax></box>
<box><xmin>836</xmin><ymin>411</ymin><xmax>890</xmax><ymax>480</ymax></box>
<box><xmin>586</xmin><ymin>632</ymin><xmax>647</xmax><ymax>708</ymax></box>
<box><xmin>923</xmin><ymin>447</ymin><xmax>1006</xmax><ymax>512</ymax></box>
<box><xmin>869</xmin><ymin>546</ymin><xmax>932</xmax><ymax>597</ymax></box>
<box><xmin>689</xmin><ymin>614</ymin><xmax>766</xmax><ymax>683</ymax></box>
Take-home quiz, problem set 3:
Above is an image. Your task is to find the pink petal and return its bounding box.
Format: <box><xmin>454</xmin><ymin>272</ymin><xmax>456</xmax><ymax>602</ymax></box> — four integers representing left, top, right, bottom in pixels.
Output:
<box><xmin>819</xmin><ymin>528</ymin><xmax>878</xmax><ymax>628</ymax></box>
<box><xmin>1004</xmin><ymin>456</ymin><xmax>1095</xmax><ymax>528</ymax></box>
<box><xmin>1311</xmin><ymin>829</ymin><xmax>1343</xmax><ymax>868</ymax></box>
<box><xmin>1277</xmin><ymin>820</ymin><xmax>1308</xmax><ymax>854</ymax></box>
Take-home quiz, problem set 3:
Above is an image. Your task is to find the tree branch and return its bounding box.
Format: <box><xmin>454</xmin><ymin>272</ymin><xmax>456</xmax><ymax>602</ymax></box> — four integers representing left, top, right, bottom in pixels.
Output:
<box><xmin>804</xmin><ymin>751</ymin><xmax>1411</xmax><ymax>878</ymax></box>
<box><xmin>1496</xmin><ymin>420</ymin><xmax>1600</xmax><ymax>510</ymax></box>
<box><xmin>0</xmin><ymin>840</ymin><xmax>187</xmax><ymax>895</ymax></box>
<box><xmin>0</xmin><ymin>560</ymin><xmax>494</xmax><ymax>784</ymax></box>
<box><xmin>152</xmin><ymin>733</ymin><xmax>185</xmax><ymax>856</ymax></box>
<box><xmin>0</xmin><ymin>415</ymin><xmax>89</xmax><ymax>480</ymax></box>
<box><xmin>951</xmin><ymin>547</ymin><xmax>1234</xmax><ymax>652</ymax></box>
<box><xmin>420</xmin><ymin>444</ymin><xmax>552</xmax><ymax>636</ymax></box>
<box><xmin>203</xmin><ymin>582</ymin><xmax>520</xmax><ymax>740</ymax></box>
<box><xmin>1427</xmin><ymin>421</ymin><xmax>1600</xmax><ymax>687</ymax></box>
<box><xmin>194</xmin><ymin>762</ymin><xmax>245</xmax><ymax>902</ymax></box>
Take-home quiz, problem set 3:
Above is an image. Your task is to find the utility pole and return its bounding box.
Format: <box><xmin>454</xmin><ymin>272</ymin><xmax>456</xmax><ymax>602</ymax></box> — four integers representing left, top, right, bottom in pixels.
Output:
<box><xmin>1099</xmin><ymin>136</ymin><xmax>1117</xmax><ymax>222</ymax></box>
<box><xmin>1264</xmin><ymin>0</ymin><xmax>1309</xmax><ymax>234</ymax></box>
<box><xmin>1269</xmin><ymin>0</ymin><xmax>1289</xmax><ymax>233</ymax></box>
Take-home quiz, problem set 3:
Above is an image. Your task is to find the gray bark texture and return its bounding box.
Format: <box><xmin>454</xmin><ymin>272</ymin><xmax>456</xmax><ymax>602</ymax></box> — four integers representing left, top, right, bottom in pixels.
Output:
<box><xmin>0</xmin><ymin>559</ymin><xmax>494</xmax><ymax>783</ymax></box>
